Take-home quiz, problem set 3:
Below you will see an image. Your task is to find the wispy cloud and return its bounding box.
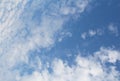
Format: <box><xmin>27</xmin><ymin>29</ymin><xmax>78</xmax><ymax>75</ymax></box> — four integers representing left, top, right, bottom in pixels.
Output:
<box><xmin>0</xmin><ymin>0</ymin><xmax>90</xmax><ymax>81</ymax></box>
<box><xmin>81</xmin><ymin>23</ymin><xmax>119</xmax><ymax>40</ymax></box>
<box><xmin>108</xmin><ymin>23</ymin><xmax>119</xmax><ymax>36</ymax></box>
<box><xmin>58</xmin><ymin>31</ymin><xmax>72</xmax><ymax>42</ymax></box>
<box><xmin>19</xmin><ymin>47</ymin><xmax>120</xmax><ymax>81</ymax></box>
<box><xmin>81</xmin><ymin>32</ymin><xmax>87</xmax><ymax>39</ymax></box>
<box><xmin>1</xmin><ymin>0</ymin><xmax>120</xmax><ymax>81</ymax></box>
<box><xmin>81</xmin><ymin>29</ymin><xmax>103</xmax><ymax>39</ymax></box>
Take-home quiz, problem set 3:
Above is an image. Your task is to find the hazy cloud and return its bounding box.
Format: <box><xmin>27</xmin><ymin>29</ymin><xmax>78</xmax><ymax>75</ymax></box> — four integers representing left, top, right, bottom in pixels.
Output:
<box><xmin>81</xmin><ymin>29</ymin><xmax>103</xmax><ymax>39</ymax></box>
<box><xmin>108</xmin><ymin>23</ymin><xmax>119</xmax><ymax>36</ymax></box>
<box><xmin>0</xmin><ymin>0</ymin><xmax>90</xmax><ymax>81</ymax></box>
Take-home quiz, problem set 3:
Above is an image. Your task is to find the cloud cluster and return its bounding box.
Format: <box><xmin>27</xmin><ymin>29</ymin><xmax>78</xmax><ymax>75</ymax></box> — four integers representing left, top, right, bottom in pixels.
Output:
<box><xmin>81</xmin><ymin>23</ymin><xmax>119</xmax><ymax>40</ymax></box>
<box><xmin>108</xmin><ymin>23</ymin><xmax>119</xmax><ymax>36</ymax></box>
<box><xmin>0</xmin><ymin>0</ymin><xmax>90</xmax><ymax>81</ymax></box>
<box><xmin>58</xmin><ymin>31</ymin><xmax>72</xmax><ymax>42</ymax></box>
<box><xmin>18</xmin><ymin>48</ymin><xmax>120</xmax><ymax>81</ymax></box>
<box><xmin>0</xmin><ymin>0</ymin><xmax>120</xmax><ymax>81</ymax></box>
<box><xmin>81</xmin><ymin>29</ymin><xmax>103</xmax><ymax>39</ymax></box>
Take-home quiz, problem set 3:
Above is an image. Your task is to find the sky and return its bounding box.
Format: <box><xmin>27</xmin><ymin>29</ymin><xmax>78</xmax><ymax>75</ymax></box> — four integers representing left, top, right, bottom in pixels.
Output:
<box><xmin>0</xmin><ymin>0</ymin><xmax>120</xmax><ymax>81</ymax></box>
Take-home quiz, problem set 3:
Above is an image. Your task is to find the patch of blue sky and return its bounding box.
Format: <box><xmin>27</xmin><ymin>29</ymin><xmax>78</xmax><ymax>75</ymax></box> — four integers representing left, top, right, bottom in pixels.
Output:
<box><xmin>53</xmin><ymin>0</ymin><xmax>120</xmax><ymax>54</ymax></box>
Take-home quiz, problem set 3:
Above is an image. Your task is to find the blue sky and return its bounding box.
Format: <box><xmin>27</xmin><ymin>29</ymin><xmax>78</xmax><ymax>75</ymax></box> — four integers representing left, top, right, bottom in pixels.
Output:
<box><xmin>0</xmin><ymin>0</ymin><xmax>120</xmax><ymax>81</ymax></box>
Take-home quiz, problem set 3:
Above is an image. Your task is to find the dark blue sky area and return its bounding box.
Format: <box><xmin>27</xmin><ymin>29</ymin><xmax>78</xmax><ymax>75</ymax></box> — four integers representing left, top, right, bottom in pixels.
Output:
<box><xmin>55</xmin><ymin>0</ymin><xmax>120</xmax><ymax>51</ymax></box>
<box><xmin>43</xmin><ymin>0</ymin><xmax>120</xmax><ymax>59</ymax></box>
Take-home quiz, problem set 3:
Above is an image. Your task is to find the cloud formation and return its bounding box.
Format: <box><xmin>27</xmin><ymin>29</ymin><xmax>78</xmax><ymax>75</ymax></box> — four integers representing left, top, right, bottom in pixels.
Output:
<box><xmin>81</xmin><ymin>23</ymin><xmax>119</xmax><ymax>40</ymax></box>
<box><xmin>19</xmin><ymin>48</ymin><xmax>120</xmax><ymax>81</ymax></box>
<box><xmin>0</xmin><ymin>0</ymin><xmax>90</xmax><ymax>81</ymax></box>
<box><xmin>108</xmin><ymin>23</ymin><xmax>119</xmax><ymax>36</ymax></box>
<box><xmin>81</xmin><ymin>29</ymin><xmax>103</xmax><ymax>39</ymax></box>
<box><xmin>58</xmin><ymin>31</ymin><xmax>72</xmax><ymax>42</ymax></box>
<box><xmin>0</xmin><ymin>0</ymin><xmax>120</xmax><ymax>81</ymax></box>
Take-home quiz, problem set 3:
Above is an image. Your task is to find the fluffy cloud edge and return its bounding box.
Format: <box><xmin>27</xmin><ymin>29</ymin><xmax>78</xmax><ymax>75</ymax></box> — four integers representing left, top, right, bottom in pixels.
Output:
<box><xmin>18</xmin><ymin>47</ymin><xmax>120</xmax><ymax>81</ymax></box>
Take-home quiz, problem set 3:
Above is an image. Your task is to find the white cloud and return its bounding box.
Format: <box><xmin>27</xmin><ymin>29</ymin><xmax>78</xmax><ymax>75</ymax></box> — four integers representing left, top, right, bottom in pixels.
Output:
<box><xmin>58</xmin><ymin>32</ymin><xmax>72</xmax><ymax>42</ymax></box>
<box><xmin>81</xmin><ymin>29</ymin><xmax>103</xmax><ymax>39</ymax></box>
<box><xmin>108</xmin><ymin>23</ymin><xmax>119</xmax><ymax>36</ymax></box>
<box><xmin>81</xmin><ymin>32</ymin><xmax>87</xmax><ymax>39</ymax></box>
<box><xmin>60</xmin><ymin>0</ymin><xmax>89</xmax><ymax>15</ymax></box>
<box><xmin>19</xmin><ymin>48</ymin><xmax>120</xmax><ymax>81</ymax></box>
<box><xmin>0</xmin><ymin>0</ymin><xmax>90</xmax><ymax>81</ymax></box>
<box><xmin>89</xmin><ymin>30</ymin><xmax>97</xmax><ymax>37</ymax></box>
<box><xmin>0</xmin><ymin>0</ymin><xmax>27</xmax><ymax>43</ymax></box>
<box><xmin>1</xmin><ymin>1</ymin><xmax>120</xmax><ymax>81</ymax></box>
<box><xmin>81</xmin><ymin>23</ymin><xmax>119</xmax><ymax>40</ymax></box>
<box><xmin>95</xmin><ymin>47</ymin><xmax>120</xmax><ymax>63</ymax></box>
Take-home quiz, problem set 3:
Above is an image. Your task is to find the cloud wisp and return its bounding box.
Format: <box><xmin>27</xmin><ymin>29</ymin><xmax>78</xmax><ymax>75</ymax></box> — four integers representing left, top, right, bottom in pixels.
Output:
<box><xmin>108</xmin><ymin>23</ymin><xmax>119</xmax><ymax>36</ymax></box>
<box><xmin>81</xmin><ymin>23</ymin><xmax>119</xmax><ymax>40</ymax></box>
<box><xmin>81</xmin><ymin>29</ymin><xmax>103</xmax><ymax>39</ymax></box>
